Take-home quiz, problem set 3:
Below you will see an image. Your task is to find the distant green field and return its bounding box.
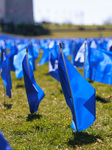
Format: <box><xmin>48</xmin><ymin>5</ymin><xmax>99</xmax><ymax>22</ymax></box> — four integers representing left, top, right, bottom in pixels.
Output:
<box><xmin>0</xmin><ymin>53</ymin><xmax>112</xmax><ymax>149</ymax></box>
<box><xmin>38</xmin><ymin>24</ymin><xmax>112</xmax><ymax>38</ymax></box>
<box><xmin>0</xmin><ymin>24</ymin><xmax>112</xmax><ymax>38</ymax></box>
<box><xmin>42</xmin><ymin>24</ymin><xmax>112</xmax><ymax>30</ymax></box>
<box><xmin>38</xmin><ymin>30</ymin><xmax>112</xmax><ymax>38</ymax></box>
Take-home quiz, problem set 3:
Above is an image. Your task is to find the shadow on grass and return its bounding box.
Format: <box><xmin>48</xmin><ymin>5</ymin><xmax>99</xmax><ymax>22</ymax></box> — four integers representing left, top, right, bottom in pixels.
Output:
<box><xmin>35</xmin><ymin>125</ymin><xmax>43</xmax><ymax>132</ymax></box>
<box><xmin>16</xmin><ymin>84</ymin><xmax>25</xmax><ymax>88</ymax></box>
<box><xmin>44</xmin><ymin>73</ymin><xmax>50</xmax><ymax>76</ymax></box>
<box><xmin>59</xmin><ymin>89</ymin><xmax>63</xmax><ymax>94</ymax></box>
<box><xmin>96</xmin><ymin>95</ymin><xmax>110</xmax><ymax>103</ymax></box>
<box><xmin>67</xmin><ymin>131</ymin><xmax>101</xmax><ymax>148</ymax></box>
<box><xmin>26</xmin><ymin>113</ymin><xmax>42</xmax><ymax>121</ymax></box>
<box><xmin>88</xmin><ymin>79</ymin><xmax>94</xmax><ymax>83</ymax></box>
<box><xmin>4</xmin><ymin>103</ymin><xmax>13</xmax><ymax>109</ymax></box>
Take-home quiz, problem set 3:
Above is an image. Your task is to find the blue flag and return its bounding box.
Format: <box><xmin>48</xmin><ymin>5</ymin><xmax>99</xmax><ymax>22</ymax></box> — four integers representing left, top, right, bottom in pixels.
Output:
<box><xmin>107</xmin><ymin>39</ymin><xmax>112</xmax><ymax>51</ymax></box>
<box><xmin>0</xmin><ymin>47</ymin><xmax>6</xmax><ymax>65</ymax></box>
<box><xmin>62</xmin><ymin>40</ymin><xmax>71</xmax><ymax>56</ymax></box>
<box><xmin>58</xmin><ymin>52</ymin><xmax>96</xmax><ymax>131</ymax></box>
<box><xmin>6</xmin><ymin>40</ymin><xmax>12</xmax><ymax>50</ymax></box>
<box><xmin>0</xmin><ymin>130</ymin><xmax>12</xmax><ymax>150</ymax></box>
<box><xmin>85</xmin><ymin>47</ymin><xmax>112</xmax><ymax>85</ymax></box>
<box><xmin>1</xmin><ymin>57</ymin><xmax>12</xmax><ymax>98</ymax></box>
<box><xmin>28</xmin><ymin>43</ymin><xmax>39</xmax><ymax>59</ymax></box>
<box><xmin>28</xmin><ymin>43</ymin><xmax>39</xmax><ymax>71</ymax></box>
<box><xmin>16</xmin><ymin>43</ymin><xmax>28</xmax><ymax>52</ymax></box>
<box><xmin>7</xmin><ymin>45</ymin><xmax>18</xmax><ymax>71</ymax></box>
<box><xmin>72</xmin><ymin>39</ymin><xmax>85</xmax><ymax>68</ymax></box>
<box><xmin>13</xmin><ymin>49</ymin><xmax>33</xmax><ymax>79</ymax></box>
<box><xmin>49</xmin><ymin>53</ymin><xmax>60</xmax><ymax>82</ymax></box>
<box><xmin>38</xmin><ymin>40</ymin><xmax>56</xmax><ymax>66</ymax></box>
<box><xmin>89</xmin><ymin>40</ymin><xmax>97</xmax><ymax>49</ymax></box>
<box><xmin>22</xmin><ymin>55</ymin><xmax>45</xmax><ymax>113</ymax></box>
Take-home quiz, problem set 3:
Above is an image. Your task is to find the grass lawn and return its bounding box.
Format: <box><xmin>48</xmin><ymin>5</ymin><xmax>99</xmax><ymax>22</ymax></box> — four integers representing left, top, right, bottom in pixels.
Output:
<box><xmin>0</xmin><ymin>24</ymin><xmax>112</xmax><ymax>39</ymax></box>
<box><xmin>0</xmin><ymin>52</ymin><xmax>112</xmax><ymax>150</ymax></box>
<box><xmin>38</xmin><ymin>30</ymin><xmax>112</xmax><ymax>39</ymax></box>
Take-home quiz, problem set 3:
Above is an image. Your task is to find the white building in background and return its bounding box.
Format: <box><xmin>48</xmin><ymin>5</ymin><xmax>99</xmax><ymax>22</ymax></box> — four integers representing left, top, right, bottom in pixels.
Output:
<box><xmin>0</xmin><ymin>0</ymin><xmax>34</xmax><ymax>24</ymax></box>
<box><xmin>0</xmin><ymin>0</ymin><xmax>5</xmax><ymax>20</ymax></box>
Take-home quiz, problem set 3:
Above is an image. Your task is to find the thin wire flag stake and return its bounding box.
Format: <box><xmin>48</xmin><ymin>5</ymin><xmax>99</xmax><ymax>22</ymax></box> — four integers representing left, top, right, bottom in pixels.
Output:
<box><xmin>26</xmin><ymin>47</ymin><xmax>30</xmax><ymax>78</ymax></box>
<box><xmin>3</xmin><ymin>49</ymin><xmax>5</xmax><ymax>105</ymax></box>
<box><xmin>59</xmin><ymin>42</ymin><xmax>78</xmax><ymax>131</ymax></box>
<box><xmin>83</xmin><ymin>39</ymin><xmax>87</xmax><ymax>77</ymax></box>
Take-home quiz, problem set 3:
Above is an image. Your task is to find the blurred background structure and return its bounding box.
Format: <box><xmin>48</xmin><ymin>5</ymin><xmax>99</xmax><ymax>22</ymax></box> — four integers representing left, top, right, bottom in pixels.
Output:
<box><xmin>0</xmin><ymin>0</ymin><xmax>50</xmax><ymax>36</ymax></box>
<box><xmin>0</xmin><ymin>0</ymin><xmax>5</xmax><ymax>21</ymax></box>
<box><xmin>0</xmin><ymin>0</ymin><xmax>34</xmax><ymax>24</ymax></box>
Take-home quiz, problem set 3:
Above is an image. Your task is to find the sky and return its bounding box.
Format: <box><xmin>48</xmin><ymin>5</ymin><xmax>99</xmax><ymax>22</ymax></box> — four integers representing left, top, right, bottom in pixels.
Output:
<box><xmin>33</xmin><ymin>0</ymin><xmax>112</xmax><ymax>25</ymax></box>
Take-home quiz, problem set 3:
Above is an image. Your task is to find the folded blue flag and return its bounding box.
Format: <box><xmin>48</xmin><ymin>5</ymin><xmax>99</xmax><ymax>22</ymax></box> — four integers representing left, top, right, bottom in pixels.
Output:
<box><xmin>85</xmin><ymin>47</ymin><xmax>112</xmax><ymax>85</ymax></box>
<box><xmin>62</xmin><ymin>40</ymin><xmax>71</xmax><ymax>56</ymax></box>
<box><xmin>107</xmin><ymin>39</ymin><xmax>112</xmax><ymax>51</ymax></box>
<box><xmin>0</xmin><ymin>130</ymin><xmax>12</xmax><ymax>150</ymax></box>
<box><xmin>0</xmin><ymin>47</ymin><xmax>6</xmax><ymax>64</ymax></box>
<box><xmin>13</xmin><ymin>49</ymin><xmax>33</xmax><ymax>79</ymax></box>
<box><xmin>22</xmin><ymin>55</ymin><xmax>45</xmax><ymax>113</ymax></box>
<box><xmin>38</xmin><ymin>48</ymin><xmax>49</xmax><ymax>66</ymax></box>
<box><xmin>16</xmin><ymin>43</ymin><xmax>28</xmax><ymax>52</ymax></box>
<box><xmin>1</xmin><ymin>57</ymin><xmax>12</xmax><ymax>98</ymax></box>
<box><xmin>38</xmin><ymin>40</ymin><xmax>56</xmax><ymax>66</ymax></box>
<box><xmin>6</xmin><ymin>40</ymin><xmax>12</xmax><ymax>50</ymax></box>
<box><xmin>0</xmin><ymin>40</ymin><xmax>5</xmax><ymax>52</ymax></box>
<box><xmin>58</xmin><ymin>52</ymin><xmax>96</xmax><ymax>131</ymax></box>
<box><xmin>89</xmin><ymin>40</ymin><xmax>97</xmax><ymax>49</ymax></box>
<box><xmin>49</xmin><ymin>53</ymin><xmax>60</xmax><ymax>82</ymax></box>
<box><xmin>100</xmin><ymin>39</ymin><xmax>108</xmax><ymax>50</ymax></box>
<box><xmin>7</xmin><ymin>45</ymin><xmax>18</xmax><ymax>71</ymax></box>
<box><xmin>28</xmin><ymin>43</ymin><xmax>39</xmax><ymax>59</ymax></box>
<box><xmin>28</xmin><ymin>43</ymin><xmax>39</xmax><ymax>71</ymax></box>
<box><xmin>72</xmin><ymin>40</ymin><xmax>85</xmax><ymax>68</ymax></box>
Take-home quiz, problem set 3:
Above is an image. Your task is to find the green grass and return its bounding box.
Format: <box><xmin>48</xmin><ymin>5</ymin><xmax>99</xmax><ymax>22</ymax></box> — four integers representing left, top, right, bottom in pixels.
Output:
<box><xmin>38</xmin><ymin>30</ymin><xmax>112</xmax><ymax>38</ymax></box>
<box><xmin>0</xmin><ymin>52</ymin><xmax>112</xmax><ymax>150</ymax></box>
<box><xmin>1</xmin><ymin>24</ymin><xmax>112</xmax><ymax>39</ymax></box>
<box><xmin>42</xmin><ymin>24</ymin><xmax>112</xmax><ymax>30</ymax></box>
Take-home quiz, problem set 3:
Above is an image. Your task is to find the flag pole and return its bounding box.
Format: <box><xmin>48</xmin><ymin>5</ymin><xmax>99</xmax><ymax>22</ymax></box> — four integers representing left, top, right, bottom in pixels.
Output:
<box><xmin>26</xmin><ymin>47</ymin><xmax>30</xmax><ymax>78</ymax></box>
<box><xmin>3</xmin><ymin>49</ymin><xmax>5</xmax><ymax>105</ymax></box>
<box><xmin>83</xmin><ymin>39</ymin><xmax>87</xmax><ymax>77</ymax></box>
<box><xmin>59</xmin><ymin>42</ymin><xmax>78</xmax><ymax>131</ymax></box>
<box><xmin>71</xmin><ymin>39</ymin><xmax>74</xmax><ymax>64</ymax></box>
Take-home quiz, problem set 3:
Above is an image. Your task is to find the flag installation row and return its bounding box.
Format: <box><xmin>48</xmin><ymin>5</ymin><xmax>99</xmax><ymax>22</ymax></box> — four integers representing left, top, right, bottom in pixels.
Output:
<box><xmin>0</xmin><ymin>47</ymin><xmax>96</xmax><ymax>133</ymax></box>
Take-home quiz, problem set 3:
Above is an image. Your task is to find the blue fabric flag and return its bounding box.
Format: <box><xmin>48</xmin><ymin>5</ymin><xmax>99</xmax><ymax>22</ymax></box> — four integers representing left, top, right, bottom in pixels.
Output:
<box><xmin>107</xmin><ymin>39</ymin><xmax>112</xmax><ymax>51</ymax></box>
<box><xmin>29</xmin><ymin>43</ymin><xmax>39</xmax><ymax>59</ymax></box>
<box><xmin>16</xmin><ymin>43</ymin><xmax>28</xmax><ymax>52</ymax></box>
<box><xmin>89</xmin><ymin>40</ymin><xmax>97</xmax><ymax>49</ymax></box>
<box><xmin>49</xmin><ymin>53</ymin><xmax>60</xmax><ymax>82</ymax></box>
<box><xmin>22</xmin><ymin>55</ymin><xmax>45</xmax><ymax>113</ymax></box>
<box><xmin>100</xmin><ymin>39</ymin><xmax>108</xmax><ymax>50</ymax></box>
<box><xmin>58</xmin><ymin>52</ymin><xmax>96</xmax><ymax>131</ymax></box>
<box><xmin>0</xmin><ymin>47</ymin><xmax>6</xmax><ymax>64</ymax></box>
<box><xmin>38</xmin><ymin>48</ymin><xmax>49</xmax><ymax>66</ymax></box>
<box><xmin>72</xmin><ymin>39</ymin><xmax>85</xmax><ymax>68</ymax></box>
<box><xmin>85</xmin><ymin>47</ymin><xmax>112</xmax><ymax>85</ymax></box>
<box><xmin>1</xmin><ymin>57</ymin><xmax>12</xmax><ymax>98</ymax></box>
<box><xmin>0</xmin><ymin>40</ymin><xmax>5</xmax><ymax>52</ymax></box>
<box><xmin>13</xmin><ymin>49</ymin><xmax>33</xmax><ymax>79</ymax></box>
<box><xmin>28</xmin><ymin>43</ymin><xmax>39</xmax><ymax>71</ymax></box>
<box><xmin>7</xmin><ymin>45</ymin><xmax>18</xmax><ymax>71</ymax></box>
<box><xmin>0</xmin><ymin>130</ymin><xmax>12</xmax><ymax>150</ymax></box>
<box><xmin>6</xmin><ymin>40</ymin><xmax>12</xmax><ymax>50</ymax></box>
<box><xmin>38</xmin><ymin>40</ymin><xmax>57</xmax><ymax>66</ymax></box>
<box><xmin>62</xmin><ymin>40</ymin><xmax>71</xmax><ymax>56</ymax></box>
